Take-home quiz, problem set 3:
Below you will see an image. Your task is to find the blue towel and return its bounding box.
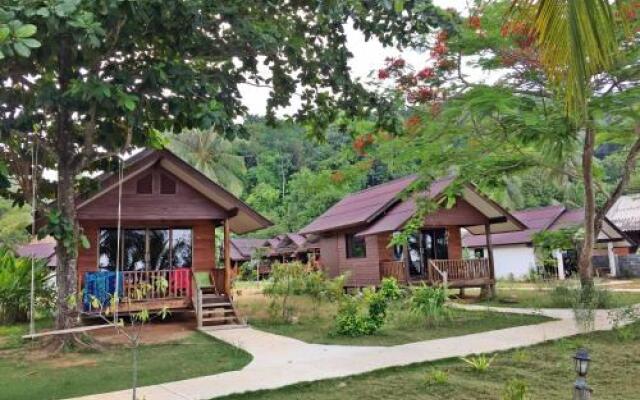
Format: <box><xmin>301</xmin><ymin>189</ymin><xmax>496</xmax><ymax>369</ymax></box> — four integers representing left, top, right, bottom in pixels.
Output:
<box><xmin>83</xmin><ymin>271</ymin><xmax>123</xmax><ymax>311</ymax></box>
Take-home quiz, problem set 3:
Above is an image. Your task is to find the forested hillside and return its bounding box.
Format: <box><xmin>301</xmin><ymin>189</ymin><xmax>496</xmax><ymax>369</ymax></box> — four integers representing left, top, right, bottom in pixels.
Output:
<box><xmin>230</xmin><ymin>117</ymin><xmax>639</xmax><ymax>238</ymax></box>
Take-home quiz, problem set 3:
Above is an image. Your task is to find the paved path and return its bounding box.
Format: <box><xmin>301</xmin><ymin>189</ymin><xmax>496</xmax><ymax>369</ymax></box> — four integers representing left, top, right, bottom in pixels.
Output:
<box><xmin>68</xmin><ymin>305</ymin><xmax>633</xmax><ymax>400</ymax></box>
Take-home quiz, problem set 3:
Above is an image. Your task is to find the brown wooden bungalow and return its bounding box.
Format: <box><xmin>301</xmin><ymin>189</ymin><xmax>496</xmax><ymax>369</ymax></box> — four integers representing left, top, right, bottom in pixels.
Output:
<box><xmin>274</xmin><ymin>233</ymin><xmax>321</xmax><ymax>266</ymax></box>
<box><xmin>300</xmin><ymin>176</ymin><xmax>525</xmax><ymax>293</ymax></box>
<box><xmin>72</xmin><ymin>149</ymin><xmax>271</xmax><ymax>326</ymax></box>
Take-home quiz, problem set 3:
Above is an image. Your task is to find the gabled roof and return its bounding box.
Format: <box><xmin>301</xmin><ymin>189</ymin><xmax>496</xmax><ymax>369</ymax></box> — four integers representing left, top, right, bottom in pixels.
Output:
<box><xmin>230</xmin><ymin>238</ymin><xmax>269</xmax><ymax>261</ymax></box>
<box><xmin>16</xmin><ymin>239</ymin><xmax>57</xmax><ymax>267</ymax></box>
<box><xmin>463</xmin><ymin>205</ymin><xmax>634</xmax><ymax>248</ymax></box>
<box><xmin>275</xmin><ymin>233</ymin><xmax>320</xmax><ymax>254</ymax></box>
<box><xmin>299</xmin><ymin>175</ymin><xmax>418</xmax><ymax>234</ymax></box>
<box><xmin>608</xmin><ymin>194</ymin><xmax>640</xmax><ymax>232</ymax></box>
<box><xmin>75</xmin><ymin>149</ymin><xmax>272</xmax><ymax>234</ymax></box>
<box><xmin>357</xmin><ymin>179</ymin><xmax>525</xmax><ymax>236</ymax></box>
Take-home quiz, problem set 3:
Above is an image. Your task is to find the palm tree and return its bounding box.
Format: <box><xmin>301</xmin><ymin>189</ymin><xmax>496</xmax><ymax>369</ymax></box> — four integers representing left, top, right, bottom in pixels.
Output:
<box><xmin>509</xmin><ymin>1</ymin><xmax>636</xmax><ymax>286</ymax></box>
<box><xmin>168</xmin><ymin>129</ymin><xmax>246</xmax><ymax>196</ymax></box>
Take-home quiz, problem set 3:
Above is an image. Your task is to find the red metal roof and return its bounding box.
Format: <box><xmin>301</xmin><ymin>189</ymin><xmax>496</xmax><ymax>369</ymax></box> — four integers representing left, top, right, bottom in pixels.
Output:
<box><xmin>463</xmin><ymin>205</ymin><xmax>567</xmax><ymax>247</ymax></box>
<box><xmin>356</xmin><ymin>177</ymin><xmax>455</xmax><ymax>236</ymax></box>
<box><xmin>230</xmin><ymin>238</ymin><xmax>268</xmax><ymax>261</ymax></box>
<box><xmin>16</xmin><ymin>241</ymin><xmax>57</xmax><ymax>267</ymax></box>
<box><xmin>299</xmin><ymin>175</ymin><xmax>418</xmax><ymax>234</ymax></box>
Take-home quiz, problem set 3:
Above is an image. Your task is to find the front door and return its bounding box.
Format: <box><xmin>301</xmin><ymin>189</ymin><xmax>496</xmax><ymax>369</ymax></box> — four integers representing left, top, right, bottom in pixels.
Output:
<box><xmin>406</xmin><ymin>228</ymin><xmax>449</xmax><ymax>278</ymax></box>
<box><xmin>421</xmin><ymin>228</ymin><xmax>448</xmax><ymax>264</ymax></box>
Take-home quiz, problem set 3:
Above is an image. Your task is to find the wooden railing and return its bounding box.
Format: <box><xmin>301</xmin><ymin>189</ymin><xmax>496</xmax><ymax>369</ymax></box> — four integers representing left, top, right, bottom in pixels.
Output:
<box><xmin>428</xmin><ymin>259</ymin><xmax>490</xmax><ymax>284</ymax></box>
<box><xmin>121</xmin><ymin>269</ymin><xmax>192</xmax><ymax>301</ymax></box>
<box><xmin>379</xmin><ymin>261</ymin><xmax>407</xmax><ymax>284</ymax></box>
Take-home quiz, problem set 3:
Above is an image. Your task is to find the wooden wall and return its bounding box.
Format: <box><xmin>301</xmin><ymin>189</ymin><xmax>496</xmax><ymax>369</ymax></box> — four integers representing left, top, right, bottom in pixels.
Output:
<box><xmin>77</xmin><ymin>219</ymin><xmax>217</xmax><ymax>280</ymax></box>
<box><xmin>77</xmin><ymin>165</ymin><xmax>228</xmax><ymax>221</ymax></box>
<box><xmin>423</xmin><ymin>199</ymin><xmax>489</xmax><ymax>227</ymax></box>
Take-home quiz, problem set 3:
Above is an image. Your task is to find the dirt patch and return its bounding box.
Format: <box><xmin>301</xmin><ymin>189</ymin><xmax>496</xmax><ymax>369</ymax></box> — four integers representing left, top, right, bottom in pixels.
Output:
<box><xmin>46</xmin><ymin>356</ymin><xmax>99</xmax><ymax>369</ymax></box>
<box><xmin>90</xmin><ymin>312</ymin><xmax>197</xmax><ymax>345</ymax></box>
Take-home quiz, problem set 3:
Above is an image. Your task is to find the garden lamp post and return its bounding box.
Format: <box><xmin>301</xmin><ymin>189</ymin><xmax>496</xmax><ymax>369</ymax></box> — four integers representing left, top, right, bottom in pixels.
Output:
<box><xmin>573</xmin><ymin>348</ymin><xmax>592</xmax><ymax>400</ymax></box>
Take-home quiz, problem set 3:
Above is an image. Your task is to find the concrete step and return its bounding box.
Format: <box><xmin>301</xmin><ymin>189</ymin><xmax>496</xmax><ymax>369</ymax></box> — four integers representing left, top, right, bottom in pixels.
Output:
<box><xmin>201</xmin><ymin>302</ymin><xmax>232</xmax><ymax>308</ymax></box>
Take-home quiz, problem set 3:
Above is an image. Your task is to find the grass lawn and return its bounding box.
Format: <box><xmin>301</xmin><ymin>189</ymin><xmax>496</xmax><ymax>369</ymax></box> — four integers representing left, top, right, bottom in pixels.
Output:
<box><xmin>219</xmin><ymin>321</ymin><xmax>640</xmax><ymax>400</ymax></box>
<box><xmin>472</xmin><ymin>286</ymin><xmax>640</xmax><ymax>309</ymax></box>
<box><xmin>236</xmin><ymin>293</ymin><xmax>551</xmax><ymax>346</ymax></box>
<box><xmin>0</xmin><ymin>319</ymin><xmax>251</xmax><ymax>400</ymax></box>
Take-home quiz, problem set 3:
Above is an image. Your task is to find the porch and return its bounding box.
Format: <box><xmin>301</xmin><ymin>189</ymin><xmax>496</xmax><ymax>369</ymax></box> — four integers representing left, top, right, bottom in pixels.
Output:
<box><xmin>379</xmin><ymin>258</ymin><xmax>494</xmax><ymax>289</ymax></box>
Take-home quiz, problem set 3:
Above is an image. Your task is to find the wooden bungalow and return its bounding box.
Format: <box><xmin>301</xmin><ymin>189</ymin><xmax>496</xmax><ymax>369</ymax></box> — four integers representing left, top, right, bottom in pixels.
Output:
<box><xmin>274</xmin><ymin>233</ymin><xmax>321</xmax><ymax>266</ymax></box>
<box><xmin>463</xmin><ymin>205</ymin><xmax>635</xmax><ymax>279</ymax></box>
<box><xmin>71</xmin><ymin>149</ymin><xmax>271</xmax><ymax>327</ymax></box>
<box><xmin>299</xmin><ymin>176</ymin><xmax>525</xmax><ymax>293</ymax></box>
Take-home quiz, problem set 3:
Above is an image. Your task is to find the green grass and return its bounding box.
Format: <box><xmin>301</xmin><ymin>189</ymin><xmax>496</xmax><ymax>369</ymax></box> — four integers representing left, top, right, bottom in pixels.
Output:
<box><xmin>475</xmin><ymin>287</ymin><xmax>640</xmax><ymax>309</ymax></box>
<box><xmin>237</xmin><ymin>294</ymin><xmax>551</xmax><ymax>346</ymax></box>
<box><xmin>218</xmin><ymin>321</ymin><xmax>640</xmax><ymax>400</ymax></box>
<box><xmin>0</xmin><ymin>321</ymin><xmax>252</xmax><ymax>400</ymax></box>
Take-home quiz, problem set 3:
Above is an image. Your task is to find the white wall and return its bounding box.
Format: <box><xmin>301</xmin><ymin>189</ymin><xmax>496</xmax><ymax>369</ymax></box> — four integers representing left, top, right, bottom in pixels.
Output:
<box><xmin>474</xmin><ymin>245</ymin><xmax>537</xmax><ymax>280</ymax></box>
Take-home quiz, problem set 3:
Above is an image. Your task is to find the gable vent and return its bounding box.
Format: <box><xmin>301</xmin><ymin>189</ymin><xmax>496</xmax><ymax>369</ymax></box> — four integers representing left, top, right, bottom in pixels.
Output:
<box><xmin>136</xmin><ymin>174</ymin><xmax>153</xmax><ymax>194</ymax></box>
<box><xmin>160</xmin><ymin>174</ymin><xmax>176</xmax><ymax>194</ymax></box>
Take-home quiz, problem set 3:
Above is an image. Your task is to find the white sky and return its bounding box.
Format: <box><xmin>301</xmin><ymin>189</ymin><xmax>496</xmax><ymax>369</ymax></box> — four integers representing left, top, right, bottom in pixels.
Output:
<box><xmin>238</xmin><ymin>0</ymin><xmax>490</xmax><ymax>116</ymax></box>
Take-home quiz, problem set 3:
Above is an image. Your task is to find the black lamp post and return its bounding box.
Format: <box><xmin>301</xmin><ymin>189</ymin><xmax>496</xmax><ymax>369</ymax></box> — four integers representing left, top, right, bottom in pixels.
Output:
<box><xmin>573</xmin><ymin>348</ymin><xmax>593</xmax><ymax>400</ymax></box>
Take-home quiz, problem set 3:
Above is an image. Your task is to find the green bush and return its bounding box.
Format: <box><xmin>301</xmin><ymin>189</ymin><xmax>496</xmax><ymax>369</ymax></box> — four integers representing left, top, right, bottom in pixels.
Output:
<box><xmin>0</xmin><ymin>247</ymin><xmax>53</xmax><ymax>323</ymax></box>
<box><xmin>263</xmin><ymin>262</ymin><xmax>306</xmax><ymax>321</ymax></box>
<box><xmin>379</xmin><ymin>277</ymin><xmax>402</xmax><ymax>301</ymax></box>
<box><xmin>425</xmin><ymin>368</ymin><xmax>449</xmax><ymax>385</ymax></box>
<box><xmin>410</xmin><ymin>285</ymin><xmax>449</xmax><ymax>322</ymax></box>
<box><xmin>334</xmin><ymin>288</ymin><xmax>390</xmax><ymax>336</ymax></box>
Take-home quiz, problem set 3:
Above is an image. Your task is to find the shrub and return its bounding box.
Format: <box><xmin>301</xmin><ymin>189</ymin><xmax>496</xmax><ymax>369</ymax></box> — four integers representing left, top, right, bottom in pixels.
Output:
<box><xmin>502</xmin><ymin>379</ymin><xmax>530</xmax><ymax>400</ymax></box>
<box><xmin>410</xmin><ymin>285</ymin><xmax>449</xmax><ymax>322</ymax></box>
<box><xmin>263</xmin><ymin>262</ymin><xmax>306</xmax><ymax>321</ymax></box>
<box><xmin>379</xmin><ymin>277</ymin><xmax>402</xmax><ymax>301</ymax></box>
<box><xmin>334</xmin><ymin>296</ymin><xmax>371</xmax><ymax>336</ymax></box>
<box><xmin>304</xmin><ymin>271</ymin><xmax>344</xmax><ymax>315</ymax></box>
<box><xmin>0</xmin><ymin>247</ymin><xmax>53</xmax><ymax>323</ymax></box>
<box><xmin>461</xmin><ymin>354</ymin><xmax>496</xmax><ymax>373</ymax></box>
<box><xmin>334</xmin><ymin>288</ymin><xmax>390</xmax><ymax>336</ymax></box>
<box><xmin>425</xmin><ymin>368</ymin><xmax>449</xmax><ymax>385</ymax></box>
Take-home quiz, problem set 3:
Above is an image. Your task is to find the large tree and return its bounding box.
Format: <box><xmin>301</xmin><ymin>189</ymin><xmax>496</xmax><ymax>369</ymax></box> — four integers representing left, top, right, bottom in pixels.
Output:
<box><xmin>0</xmin><ymin>0</ymin><xmax>447</xmax><ymax>340</ymax></box>
<box><xmin>376</xmin><ymin>0</ymin><xmax>639</xmax><ymax>289</ymax></box>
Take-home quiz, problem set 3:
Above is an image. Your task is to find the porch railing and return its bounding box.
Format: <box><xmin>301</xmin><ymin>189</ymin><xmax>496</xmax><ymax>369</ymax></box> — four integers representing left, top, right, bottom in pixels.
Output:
<box><xmin>428</xmin><ymin>258</ymin><xmax>490</xmax><ymax>284</ymax></box>
<box><xmin>121</xmin><ymin>269</ymin><xmax>193</xmax><ymax>301</ymax></box>
<box><xmin>379</xmin><ymin>261</ymin><xmax>407</xmax><ymax>284</ymax></box>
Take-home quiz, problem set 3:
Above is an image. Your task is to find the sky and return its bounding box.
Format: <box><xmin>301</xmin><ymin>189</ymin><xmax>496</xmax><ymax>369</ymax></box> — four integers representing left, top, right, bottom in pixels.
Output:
<box><xmin>238</xmin><ymin>0</ymin><xmax>485</xmax><ymax>116</ymax></box>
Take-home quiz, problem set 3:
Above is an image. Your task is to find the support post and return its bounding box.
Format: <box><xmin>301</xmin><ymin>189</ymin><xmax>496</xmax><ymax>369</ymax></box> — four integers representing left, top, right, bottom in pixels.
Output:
<box><xmin>485</xmin><ymin>222</ymin><xmax>496</xmax><ymax>298</ymax></box>
<box><xmin>224</xmin><ymin>218</ymin><xmax>231</xmax><ymax>297</ymax></box>
<box><xmin>607</xmin><ymin>242</ymin><xmax>618</xmax><ymax>278</ymax></box>
<box><xmin>554</xmin><ymin>249</ymin><xmax>566</xmax><ymax>280</ymax></box>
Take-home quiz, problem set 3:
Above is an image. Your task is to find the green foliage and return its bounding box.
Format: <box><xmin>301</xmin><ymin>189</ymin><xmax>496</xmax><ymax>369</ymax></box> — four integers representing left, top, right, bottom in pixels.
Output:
<box><xmin>379</xmin><ymin>277</ymin><xmax>403</xmax><ymax>301</ymax></box>
<box><xmin>0</xmin><ymin>247</ymin><xmax>52</xmax><ymax>323</ymax></box>
<box><xmin>264</xmin><ymin>262</ymin><xmax>306</xmax><ymax>321</ymax></box>
<box><xmin>460</xmin><ymin>354</ymin><xmax>496</xmax><ymax>373</ymax></box>
<box><xmin>424</xmin><ymin>368</ymin><xmax>449</xmax><ymax>386</ymax></box>
<box><xmin>0</xmin><ymin>198</ymin><xmax>30</xmax><ymax>247</ymax></box>
<box><xmin>167</xmin><ymin>129</ymin><xmax>246</xmax><ymax>196</ymax></box>
<box><xmin>501</xmin><ymin>378</ymin><xmax>530</xmax><ymax>400</ymax></box>
<box><xmin>334</xmin><ymin>288</ymin><xmax>391</xmax><ymax>337</ymax></box>
<box><xmin>410</xmin><ymin>285</ymin><xmax>449</xmax><ymax>322</ymax></box>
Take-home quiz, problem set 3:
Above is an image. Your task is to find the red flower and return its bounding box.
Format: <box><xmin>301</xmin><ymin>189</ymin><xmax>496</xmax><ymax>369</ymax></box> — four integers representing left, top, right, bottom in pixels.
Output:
<box><xmin>468</xmin><ymin>15</ymin><xmax>481</xmax><ymax>29</ymax></box>
<box><xmin>417</xmin><ymin>67</ymin><xmax>434</xmax><ymax>80</ymax></box>
<box><xmin>378</xmin><ymin>68</ymin><xmax>390</xmax><ymax>80</ymax></box>
<box><xmin>405</xmin><ymin>115</ymin><xmax>421</xmax><ymax>129</ymax></box>
<box><xmin>392</xmin><ymin>58</ymin><xmax>406</xmax><ymax>68</ymax></box>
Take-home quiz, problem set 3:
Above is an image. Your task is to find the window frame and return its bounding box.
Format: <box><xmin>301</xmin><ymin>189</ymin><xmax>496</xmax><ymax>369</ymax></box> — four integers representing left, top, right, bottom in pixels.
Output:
<box><xmin>345</xmin><ymin>233</ymin><xmax>367</xmax><ymax>259</ymax></box>
<box><xmin>97</xmin><ymin>227</ymin><xmax>193</xmax><ymax>270</ymax></box>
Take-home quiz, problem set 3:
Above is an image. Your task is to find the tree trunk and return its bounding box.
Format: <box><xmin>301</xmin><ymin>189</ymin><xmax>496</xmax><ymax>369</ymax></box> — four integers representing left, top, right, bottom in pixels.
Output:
<box><xmin>54</xmin><ymin>142</ymin><xmax>80</xmax><ymax>336</ymax></box>
<box><xmin>578</xmin><ymin>126</ymin><xmax>596</xmax><ymax>287</ymax></box>
<box><xmin>53</xmin><ymin>36</ymin><xmax>79</xmax><ymax>339</ymax></box>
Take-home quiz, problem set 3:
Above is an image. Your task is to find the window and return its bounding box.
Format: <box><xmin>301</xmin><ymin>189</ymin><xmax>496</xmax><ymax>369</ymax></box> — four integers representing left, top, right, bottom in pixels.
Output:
<box><xmin>98</xmin><ymin>228</ymin><xmax>192</xmax><ymax>271</ymax></box>
<box><xmin>171</xmin><ymin>229</ymin><xmax>192</xmax><ymax>268</ymax></box>
<box><xmin>148</xmin><ymin>229</ymin><xmax>170</xmax><ymax>269</ymax></box>
<box><xmin>136</xmin><ymin>174</ymin><xmax>153</xmax><ymax>194</ymax></box>
<box><xmin>123</xmin><ymin>229</ymin><xmax>146</xmax><ymax>271</ymax></box>
<box><xmin>391</xmin><ymin>232</ymin><xmax>404</xmax><ymax>261</ymax></box>
<box><xmin>474</xmin><ymin>248</ymin><xmax>484</xmax><ymax>259</ymax></box>
<box><xmin>345</xmin><ymin>234</ymin><xmax>366</xmax><ymax>258</ymax></box>
<box><xmin>160</xmin><ymin>174</ymin><xmax>176</xmax><ymax>194</ymax></box>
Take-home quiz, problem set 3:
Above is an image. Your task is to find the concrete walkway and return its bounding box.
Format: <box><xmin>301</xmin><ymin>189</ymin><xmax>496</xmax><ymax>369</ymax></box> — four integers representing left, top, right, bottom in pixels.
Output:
<box><xmin>68</xmin><ymin>305</ymin><xmax>632</xmax><ymax>400</ymax></box>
